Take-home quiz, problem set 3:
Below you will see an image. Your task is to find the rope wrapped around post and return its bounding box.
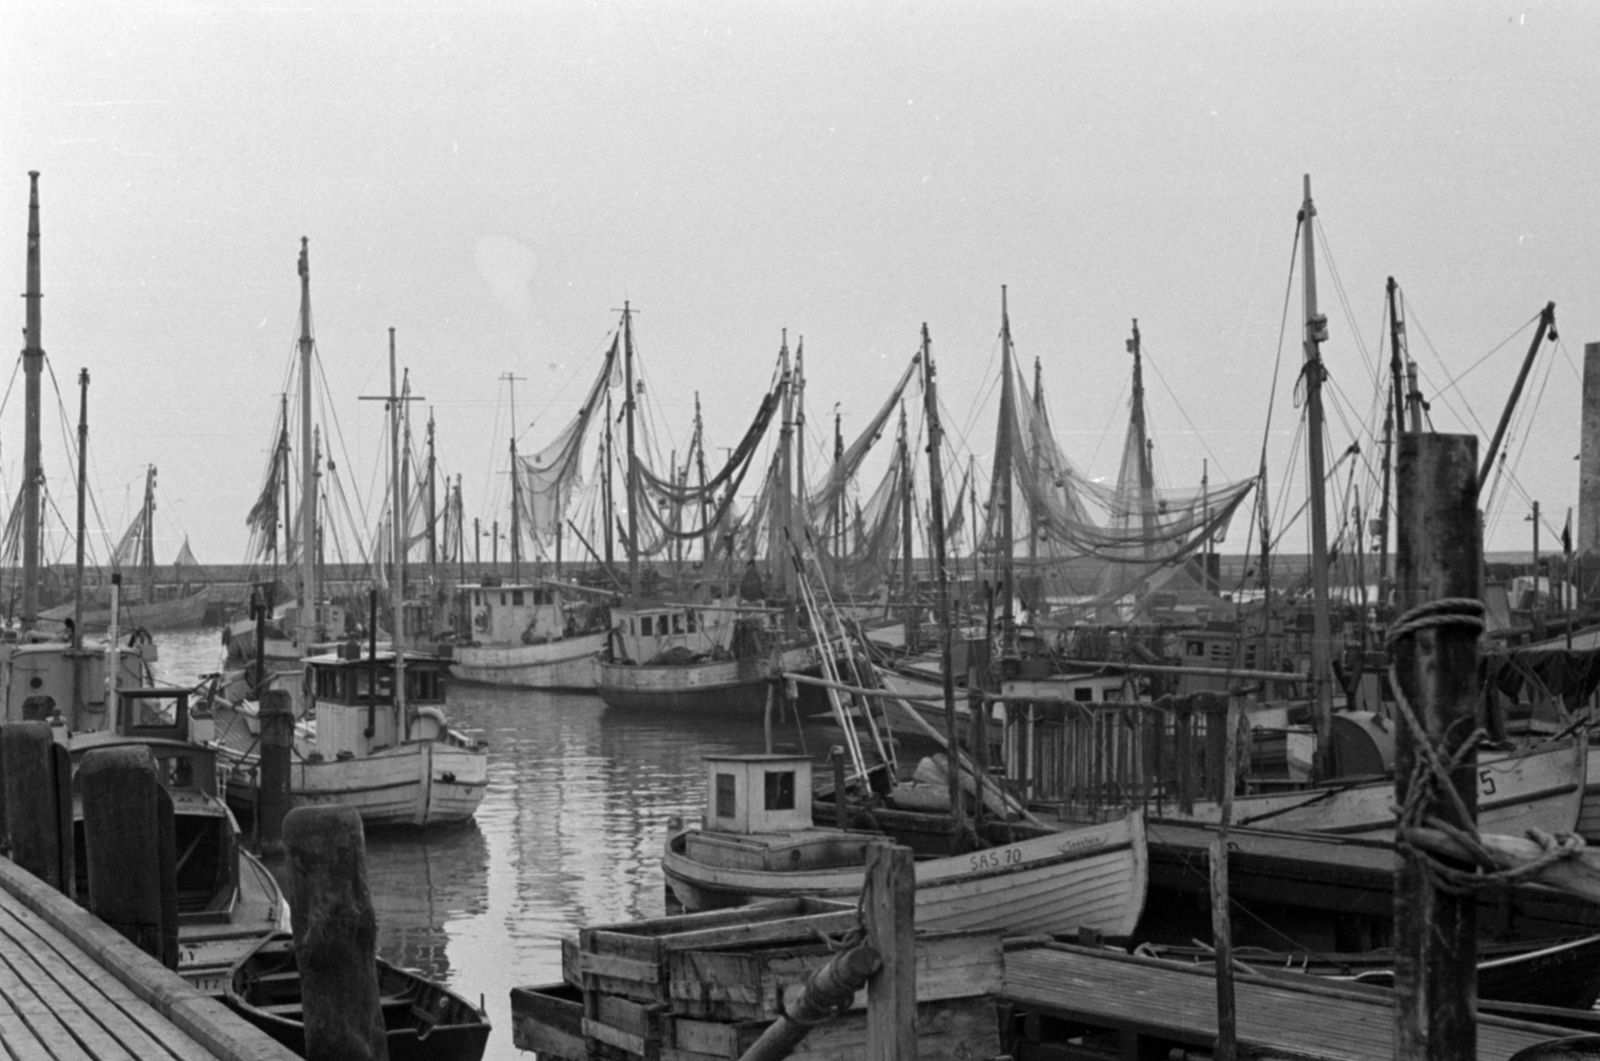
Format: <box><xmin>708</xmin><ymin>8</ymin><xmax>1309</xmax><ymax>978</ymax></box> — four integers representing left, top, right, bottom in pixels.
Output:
<box><xmin>1387</xmin><ymin>597</ymin><xmax>1587</xmax><ymax>894</ymax></box>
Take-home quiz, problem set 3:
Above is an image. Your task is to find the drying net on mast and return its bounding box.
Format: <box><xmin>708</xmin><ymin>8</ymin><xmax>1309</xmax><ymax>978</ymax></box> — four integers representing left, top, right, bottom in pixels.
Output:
<box><xmin>513</xmin><ymin>337</ymin><xmax>619</xmax><ymax>554</ymax></box>
<box><xmin>627</xmin><ymin>383</ymin><xmax>783</xmax><ymax>559</ymax></box>
<box><xmin>798</xmin><ymin>352</ymin><xmax>920</xmax><ymax>594</ymax></box>
<box><xmin>987</xmin><ymin>358</ymin><xmax>1255</xmax><ymax>613</ymax></box>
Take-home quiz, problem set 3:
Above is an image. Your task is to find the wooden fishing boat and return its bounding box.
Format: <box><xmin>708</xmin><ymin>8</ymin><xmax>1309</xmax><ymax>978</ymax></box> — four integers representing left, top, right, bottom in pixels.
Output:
<box><xmin>1136</xmin><ymin>932</ymin><xmax>1600</xmax><ymax>1010</ymax></box>
<box><xmin>597</xmin><ymin>601</ymin><xmax>834</xmax><ymax>714</ymax></box>
<box><xmin>211</xmin><ymin>647</ymin><xmax>488</xmax><ymax>829</ymax></box>
<box><xmin>1179</xmin><ymin>734</ymin><xmax>1586</xmax><ymax>838</ymax></box>
<box><xmin>662</xmin><ymin>754</ymin><xmax>1147</xmax><ymax>937</ymax></box>
<box><xmin>449</xmin><ymin>581</ymin><xmax>608</xmax><ymax>691</ymax></box>
<box><xmin>66</xmin><ymin>689</ymin><xmax>288</xmax><ymax>994</ymax></box>
<box><xmin>225</xmin><ymin>931</ymin><xmax>490</xmax><ymax>1061</ymax></box>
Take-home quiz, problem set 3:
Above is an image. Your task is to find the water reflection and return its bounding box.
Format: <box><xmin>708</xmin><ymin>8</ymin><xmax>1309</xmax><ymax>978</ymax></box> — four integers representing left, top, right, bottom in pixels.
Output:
<box><xmin>155</xmin><ymin>629</ymin><xmax>779</xmax><ymax>1061</ymax></box>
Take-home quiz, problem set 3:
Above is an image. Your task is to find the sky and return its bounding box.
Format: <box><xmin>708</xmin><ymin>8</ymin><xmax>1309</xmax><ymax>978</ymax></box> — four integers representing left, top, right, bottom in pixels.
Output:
<box><xmin>2</xmin><ymin>0</ymin><xmax>1597</xmax><ymax>571</ymax></box>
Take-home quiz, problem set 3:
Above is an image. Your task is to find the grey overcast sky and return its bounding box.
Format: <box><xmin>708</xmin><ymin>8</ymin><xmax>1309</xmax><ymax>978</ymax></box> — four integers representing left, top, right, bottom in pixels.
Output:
<box><xmin>2</xmin><ymin>1</ymin><xmax>1596</xmax><ymax>568</ymax></box>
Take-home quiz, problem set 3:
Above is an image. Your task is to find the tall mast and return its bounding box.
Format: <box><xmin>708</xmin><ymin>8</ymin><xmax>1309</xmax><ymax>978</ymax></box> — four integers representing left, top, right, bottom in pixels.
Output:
<box><xmin>603</xmin><ymin>383</ymin><xmax>615</xmax><ymax>574</ymax></box>
<box><xmin>794</xmin><ymin>340</ymin><xmax>806</xmax><ymax>540</ymax></box>
<box><xmin>279</xmin><ymin>393</ymin><xmax>293</xmax><ymax>571</ymax></box>
<box><xmin>389</xmin><ymin>329</ymin><xmax>406</xmax><ymax>710</ymax></box>
<box><xmin>1128</xmin><ymin>319</ymin><xmax>1157</xmax><ymax>562</ymax></box>
<box><xmin>833</xmin><ymin>410</ymin><xmax>845</xmax><ymax>559</ymax></box>
<box><xmin>72</xmin><ymin>370</ymin><xmax>88</xmax><ymax>658</ymax></box>
<box><xmin>695</xmin><ymin>393</ymin><xmax>709</xmax><ymax>565</ymax></box>
<box><xmin>994</xmin><ymin>286</ymin><xmax>1017</xmax><ymax>663</ymax></box>
<box><xmin>502</xmin><ymin>371</ymin><xmax>525</xmax><ymax>583</ymax></box>
<box><xmin>141</xmin><ymin>465</ymin><xmax>157</xmax><ymax>600</ymax></box>
<box><xmin>295</xmin><ymin>238</ymin><xmax>318</xmax><ymax>650</ymax></box>
<box><xmin>623</xmin><ymin>303</ymin><xmax>639</xmax><ymax>598</ymax></box>
<box><xmin>21</xmin><ymin>173</ymin><xmax>43</xmax><ymax>632</ymax></box>
<box><xmin>920</xmin><ymin>325</ymin><xmax>963</xmax><ymax>834</ymax></box>
<box><xmin>898</xmin><ymin>401</ymin><xmax>914</xmax><ymax>650</ymax></box>
<box><xmin>1029</xmin><ymin>357</ymin><xmax>1042</xmax><ymax>566</ymax></box>
<box><xmin>778</xmin><ymin>333</ymin><xmax>795</xmax><ymax>607</ymax></box>
<box><xmin>426</xmin><ymin>408</ymin><xmax>438</xmax><ymax>573</ymax></box>
<box><xmin>1380</xmin><ymin>276</ymin><xmax>1406</xmax><ymax>608</ymax></box>
<box><xmin>1300</xmin><ymin>176</ymin><xmax>1335</xmax><ymax>774</ymax></box>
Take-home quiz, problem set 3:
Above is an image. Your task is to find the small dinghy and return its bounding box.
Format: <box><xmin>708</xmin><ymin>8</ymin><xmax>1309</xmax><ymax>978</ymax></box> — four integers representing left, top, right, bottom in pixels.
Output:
<box><xmin>224</xmin><ymin>932</ymin><xmax>491</xmax><ymax>1061</ymax></box>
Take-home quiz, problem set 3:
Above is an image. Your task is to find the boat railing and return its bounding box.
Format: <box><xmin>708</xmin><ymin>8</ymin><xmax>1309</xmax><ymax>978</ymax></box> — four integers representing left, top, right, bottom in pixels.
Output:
<box><xmin>999</xmin><ymin>691</ymin><xmax>1240</xmax><ymax>819</ymax></box>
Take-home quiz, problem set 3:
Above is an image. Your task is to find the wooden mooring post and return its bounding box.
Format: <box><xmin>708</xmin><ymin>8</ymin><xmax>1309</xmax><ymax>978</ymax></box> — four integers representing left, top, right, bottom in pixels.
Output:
<box><xmin>1209</xmin><ymin>695</ymin><xmax>1239</xmax><ymax>1061</ymax></box>
<box><xmin>283</xmin><ymin>804</ymin><xmax>389</xmax><ymax>1061</ymax></box>
<box><xmin>1</xmin><ymin>720</ymin><xmax>72</xmax><ymax>897</ymax></box>
<box><xmin>1392</xmin><ymin>432</ymin><xmax>1480</xmax><ymax>1060</ymax></box>
<box><xmin>80</xmin><ymin>745</ymin><xmax>180</xmax><ymax>968</ymax></box>
<box><xmin>735</xmin><ymin>843</ymin><xmax>915</xmax><ymax>1061</ymax></box>
<box><xmin>256</xmin><ymin>688</ymin><xmax>294</xmax><ymax>854</ymax></box>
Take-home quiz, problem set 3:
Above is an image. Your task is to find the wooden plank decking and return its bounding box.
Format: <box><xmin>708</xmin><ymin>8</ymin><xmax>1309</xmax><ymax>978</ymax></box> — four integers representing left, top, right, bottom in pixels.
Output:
<box><xmin>0</xmin><ymin>857</ymin><xmax>296</xmax><ymax>1061</ymax></box>
<box><xmin>1000</xmin><ymin>941</ymin><xmax>1579</xmax><ymax>1060</ymax></box>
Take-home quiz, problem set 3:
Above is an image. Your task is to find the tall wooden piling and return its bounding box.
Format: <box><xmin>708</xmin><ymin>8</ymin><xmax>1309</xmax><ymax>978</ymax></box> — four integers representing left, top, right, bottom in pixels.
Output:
<box><xmin>1</xmin><ymin>720</ymin><xmax>72</xmax><ymax>897</ymax></box>
<box><xmin>80</xmin><ymin>745</ymin><xmax>179</xmax><ymax>968</ymax></box>
<box><xmin>1392</xmin><ymin>432</ymin><xmax>1480</xmax><ymax>1060</ymax></box>
<box><xmin>283</xmin><ymin>805</ymin><xmax>389</xmax><ymax>1061</ymax></box>
<box><xmin>865</xmin><ymin>843</ymin><xmax>915</xmax><ymax>1061</ymax></box>
<box><xmin>257</xmin><ymin>688</ymin><xmax>294</xmax><ymax>854</ymax></box>
<box><xmin>1578</xmin><ymin>342</ymin><xmax>1600</xmax><ymax>564</ymax></box>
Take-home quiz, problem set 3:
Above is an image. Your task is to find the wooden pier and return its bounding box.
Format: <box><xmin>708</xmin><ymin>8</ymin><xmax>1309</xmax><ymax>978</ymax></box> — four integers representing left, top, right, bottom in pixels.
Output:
<box><xmin>0</xmin><ymin>855</ymin><xmax>296</xmax><ymax>1061</ymax></box>
<box><xmin>1000</xmin><ymin>940</ymin><xmax>1581</xmax><ymax>1060</ymax></box>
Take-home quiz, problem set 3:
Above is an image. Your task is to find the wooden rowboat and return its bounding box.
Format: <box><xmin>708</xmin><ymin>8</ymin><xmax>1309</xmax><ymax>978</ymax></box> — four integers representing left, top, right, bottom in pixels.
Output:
<box><xmin>224</xmin><ymin>932</ymin><xmax>490</xmax><ymax>1061</ymax></box>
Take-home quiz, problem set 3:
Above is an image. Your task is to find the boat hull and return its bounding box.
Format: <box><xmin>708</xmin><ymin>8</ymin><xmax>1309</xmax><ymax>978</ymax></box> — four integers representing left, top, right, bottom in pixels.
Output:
<box><xmin>218</xmin><ymin>730</ymin><xmax>488</xmax><ymax>829</ymax></box>
<box><xmin>226</xmin><ymin>932</ymin><xmax>490</xmax><ymax>1061</ymax></box>
<box><xmin>663</xmin><ymin>811</ymin><xmax>1147</xmax><ymax>937</ymax></box>
<box><xmin>1182</xmin><ymin>737</ymin><xmax>1586</xmax><ymax>838</ymax></box>
<box><xmin>450</xmin><ymin>631</ymin><xmax>605</xmax><ymax>691</ymax></box>
<box><xmin>43</xmin><ymin>586</ymin><xmax>213</xmax><ymax>631</ymax></box>
<box><xmin>597</xmin><ymin>643</ymin><xmax>826</xmax><ymax>714</ymax></box>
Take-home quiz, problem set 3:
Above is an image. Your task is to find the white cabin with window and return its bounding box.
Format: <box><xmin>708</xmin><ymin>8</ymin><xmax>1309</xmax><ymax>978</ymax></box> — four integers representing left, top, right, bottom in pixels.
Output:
<box><xmin>701</xmin><ymin>754</ymin><xmax>812</xmax><ymax>835</ymax></box>
<box><xmin>610</xmin><ymin>603</ymin><xmax>723</xmax><ymax>661</ymax></box>
<box><xmin>462</xmin><ymin>583</ymin><xmax>565</xmax><ymax>645</ymax></box>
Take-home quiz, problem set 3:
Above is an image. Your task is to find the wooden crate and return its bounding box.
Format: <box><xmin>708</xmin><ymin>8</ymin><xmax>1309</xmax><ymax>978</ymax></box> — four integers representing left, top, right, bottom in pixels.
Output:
<box><xmin>576</xmin><ymin>897</ymin><xmax>857</xmax><ymax>1003</ymax></box>
<box><xmin>510</xmin><ymin>981</ymin><xmax>584</xmax><ymax>1059</ymax></box>
<box><xmin>668</xmin><ymin>929</ymin><xmax>1003</xmax><ymax>1022</ymax></box>
<box><xmin>663</xmin><ymin>996</ymin><xmax>1002</xmax><ymax>1061</ymax></box>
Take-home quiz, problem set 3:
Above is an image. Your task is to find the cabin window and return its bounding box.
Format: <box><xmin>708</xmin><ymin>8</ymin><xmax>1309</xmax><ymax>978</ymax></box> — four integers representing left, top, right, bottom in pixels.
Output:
<box><xmin>1186</xmin><ymin>641</ymin><xmax>1204</xmax><ymax>657</ymax></box>
<box><xmin>535</xmin><ymin>589</ymin><xmax>551</xmax><ymax>605</ymax></box>
<box><xmin>1073</xmin><ymin>687</ymin><xmax>1094</xmax><ymax>702</ymax></box>
<box><xmin>714</xmin><ymin>773</ymin><xmax>737</xmax><ymax>818</ymax></box>
<box><xmin>512</xmin><ymin>590</ymin><xmax>525</xmax><ymax>606</ymax></box>
<box><xmin>687</xmin><ymin>610</ymin><xmax>699</xmax><ymax>633</ymax></box>
<box><xmin>764</xmin><ymin>770</ymin><xmax>795</xmax><ymax>811</ymax></box>
<box><xmin>500</xmin><ymin>592</ymin><xmax>508</xmax><ymax>606</ymax></box>
<box><xmin>411</xmin><ymin>670</ymin><xmax>438</xmax><ymax>700</ymax></box>
<box><xmin>672</xmin><ymin>613</ymin><xmax>684</xmax><ymax>634</ymax></box>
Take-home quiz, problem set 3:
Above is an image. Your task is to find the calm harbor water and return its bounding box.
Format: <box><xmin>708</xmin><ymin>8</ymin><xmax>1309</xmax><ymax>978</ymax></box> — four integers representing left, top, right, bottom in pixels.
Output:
<box><xmin>155</xmin><ymin>627</ymin><xmax>781</xmax><ymax>1061</ymax></box>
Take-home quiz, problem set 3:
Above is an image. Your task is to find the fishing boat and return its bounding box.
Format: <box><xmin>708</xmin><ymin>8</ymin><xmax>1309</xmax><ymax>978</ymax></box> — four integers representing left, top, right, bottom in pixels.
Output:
<box><xmin>449</xmin><ymin>580</ymin><xmax>609</xmax><ymax>691</ymax></box>
<box><xmin>662</xmin><ymin>753</ymin><xmax>1147</xmax><ymax>937</ymax></box>
<box><xmin>67</xmin><ymin>691</ymin><xmax>288</xmax><ymax>994</ymax></box>
<box><xmin>596</xmin><ymin>599</ymin><xmax>831</xmax><ymax>713</ymax></box>
<box><xmin>213</xmin><ymin>623</ymin><xmax>488</xmax><ymax>831</ymax></box>
<box><xmin>1176</xmin><ymin>733</ymin><xmax>1586</xmax><ymax>838</ymax></box>
<box><xmin>225</xmin><ymin>931</ymin><xmax>490</xmax><ymax>1061</ymax></box>
<box><xmin>594</xmin><ymin>320</ymin><xmax>837</xmax><ymax>714</ymax></box>
<box><xmin>1136</xmin><ymin>933</ymin><xmax>1600</xmax><ymax>1010</ymax></box>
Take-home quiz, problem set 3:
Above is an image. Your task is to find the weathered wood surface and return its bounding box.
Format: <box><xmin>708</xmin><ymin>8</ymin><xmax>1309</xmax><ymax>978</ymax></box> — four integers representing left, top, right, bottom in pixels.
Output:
<box><xmin>1000</xmin><ymin>941</ymin><xmax>1578</xmax><ymax>1060</ymax></box>
<box><xmin>0</xmin><ymin>854</ymin><xmax>297</xmax><ymax>1061</ymax></box>
<box><xmin>1144</xmin><ymin>817</ymin><xmax>1600</xmax><ymax>940</ymax></box>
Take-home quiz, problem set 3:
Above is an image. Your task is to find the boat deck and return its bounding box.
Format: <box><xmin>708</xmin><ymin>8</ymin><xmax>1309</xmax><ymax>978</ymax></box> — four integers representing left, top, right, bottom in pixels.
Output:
<box><xmin>0</xmin><ymin>857</ymin><xmax>294</xmax><ymax>1061</ymax></box>
<box><xmin>1000</xmin><ymin>940</ymin><xmax>1580</xmax><ymax>1060</ymax></box>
